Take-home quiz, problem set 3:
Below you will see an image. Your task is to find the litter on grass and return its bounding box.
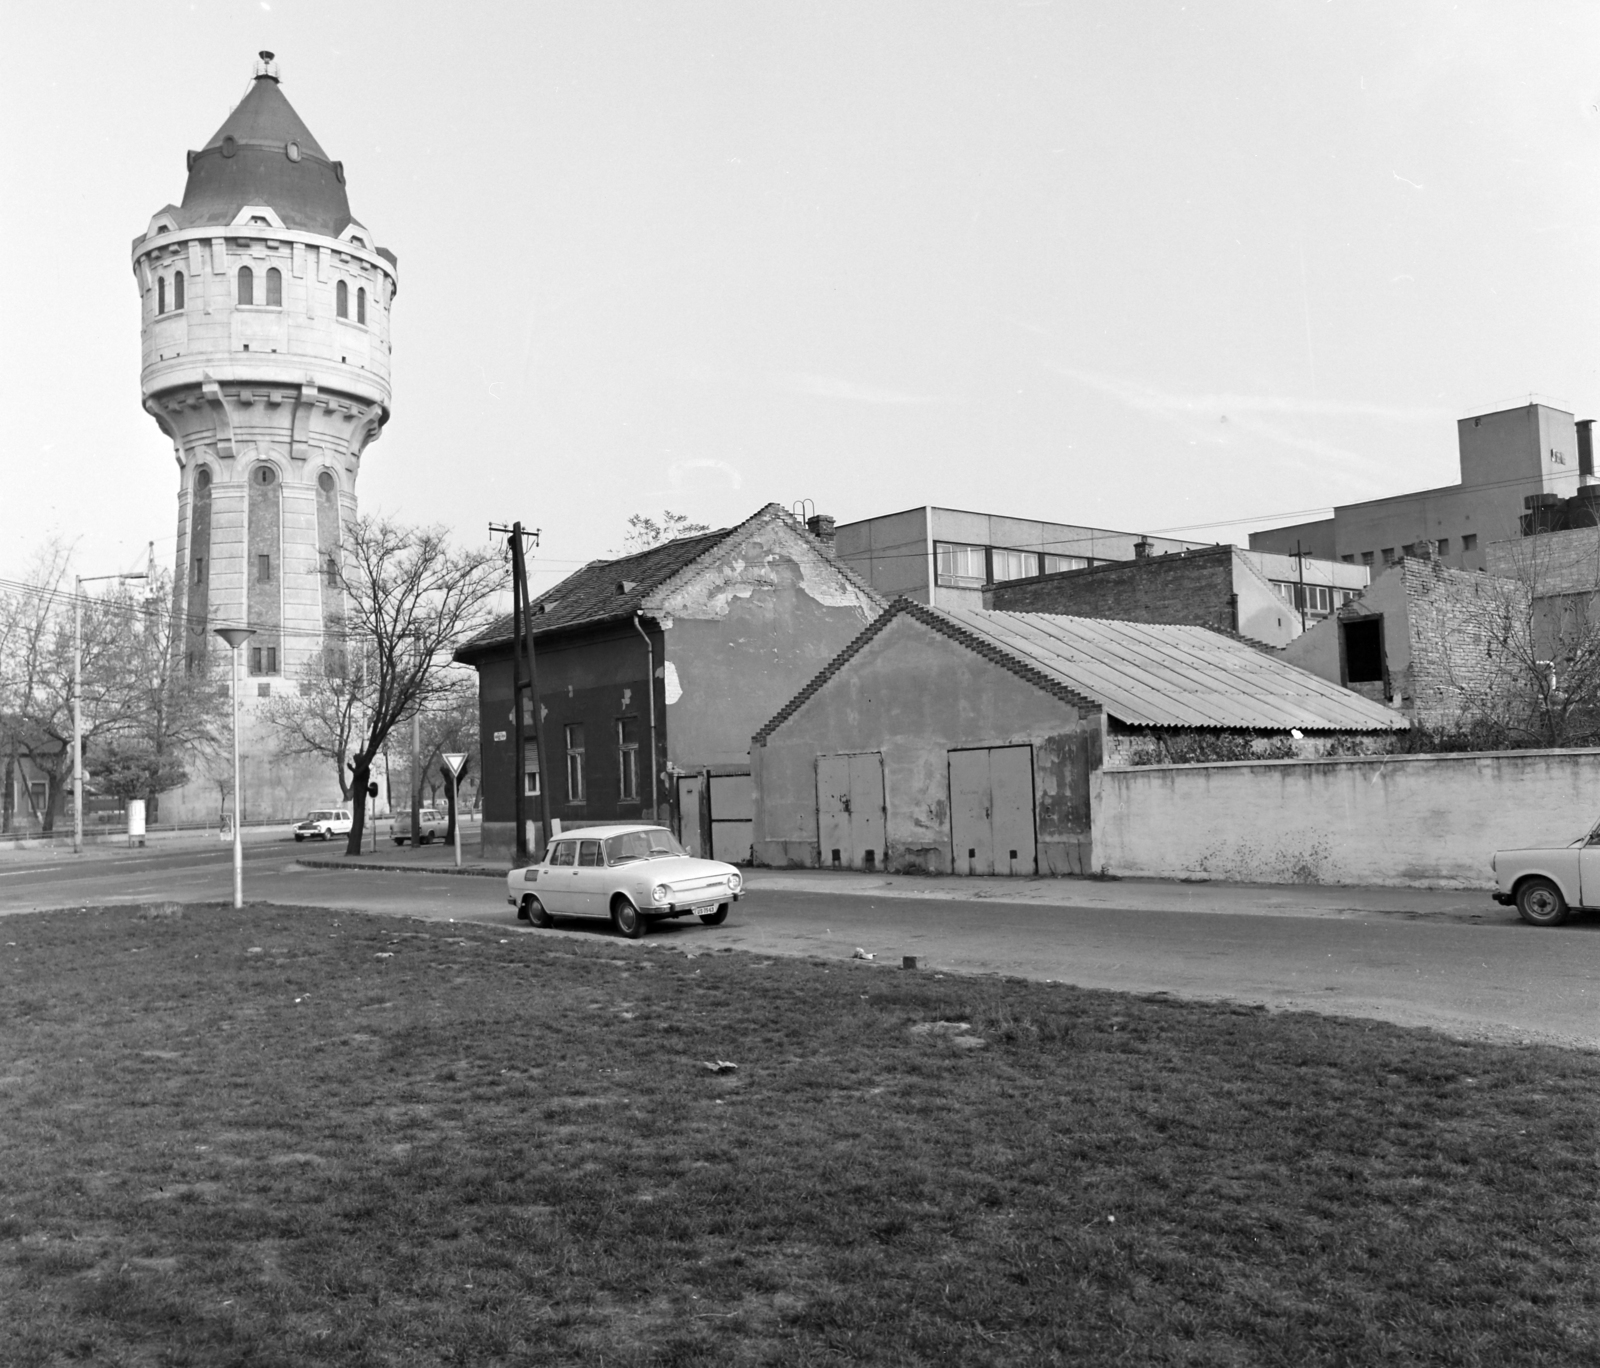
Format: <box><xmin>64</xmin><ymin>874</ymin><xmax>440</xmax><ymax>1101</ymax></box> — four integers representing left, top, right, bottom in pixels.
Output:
<box><xmin>852</xmin><ymin>948</ymin><xmax>875</xmax><ymax>960</ymax></box>
<box><xmin>703</xmin><ymin>1060</ymin><xmax>738</xmax><ymax>1074</ymax></box>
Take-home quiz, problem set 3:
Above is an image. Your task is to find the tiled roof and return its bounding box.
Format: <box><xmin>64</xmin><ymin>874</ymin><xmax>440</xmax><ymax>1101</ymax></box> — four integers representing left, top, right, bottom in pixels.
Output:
<box><xmin>755</xmin><ymin>599</ymin><xmax>1408</xmax><ymax>740</ymax></box>
<box><xmin>453</xmin><ymin>502</ymin><xmax>870</xmax><ymax>663</ymax></box>
<box><xmin>453</xmin><ymin>528</ymin><xmax>730</xmax><ymax>663</ymax></box>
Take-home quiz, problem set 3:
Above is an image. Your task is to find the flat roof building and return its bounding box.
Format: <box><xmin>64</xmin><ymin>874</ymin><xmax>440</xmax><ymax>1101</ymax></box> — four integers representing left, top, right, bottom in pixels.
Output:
<box><xmin>1250</xmin><ymin>403</ymin><xmax>1594</xmax><ymax>574</ymax></box>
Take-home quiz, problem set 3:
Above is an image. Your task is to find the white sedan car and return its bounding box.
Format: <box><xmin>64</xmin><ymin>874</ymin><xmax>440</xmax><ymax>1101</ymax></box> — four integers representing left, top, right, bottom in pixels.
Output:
<box><xmin>507</xmin><ymin>823</ymin><xmax>742</xmax><ymax>938</ymax></box>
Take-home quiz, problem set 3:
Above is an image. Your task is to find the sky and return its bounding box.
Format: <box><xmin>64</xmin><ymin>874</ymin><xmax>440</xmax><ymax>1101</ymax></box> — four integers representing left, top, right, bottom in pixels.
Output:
<box><xmin>3</xmin><ymin>0</ymin><xmax>1599</xmax><ymax>595</ymax></box>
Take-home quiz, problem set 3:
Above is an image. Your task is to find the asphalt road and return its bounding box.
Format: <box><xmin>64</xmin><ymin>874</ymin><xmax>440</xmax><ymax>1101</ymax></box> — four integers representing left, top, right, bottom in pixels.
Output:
<box><xmin>2</xmin><ymin>842</ymin><xmax>1597</xmax><ymax>1050</ymax></box>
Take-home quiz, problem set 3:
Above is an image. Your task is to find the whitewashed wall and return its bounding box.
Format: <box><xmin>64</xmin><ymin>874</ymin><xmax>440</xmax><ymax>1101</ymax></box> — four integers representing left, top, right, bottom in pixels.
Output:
<box><xmin>1093</xmin><ymin>749</ymin><xmax>1600</xmax><ymax>888</ymax></box>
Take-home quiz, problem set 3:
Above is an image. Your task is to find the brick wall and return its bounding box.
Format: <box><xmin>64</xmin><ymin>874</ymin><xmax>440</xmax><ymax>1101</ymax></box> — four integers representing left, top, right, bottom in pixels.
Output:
<box><xmin>987</xmin><ymin>545</ymin><xmax>1237</xmax><ymax>630</ymax></box>
<box><xmin>1396</xmin><ymin>558</ymin><xmax>1527</xmax><ymax>726</ymax></box>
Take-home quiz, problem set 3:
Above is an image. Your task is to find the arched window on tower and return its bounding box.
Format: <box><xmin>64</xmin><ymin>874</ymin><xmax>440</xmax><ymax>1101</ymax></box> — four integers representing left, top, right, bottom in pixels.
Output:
<box><xmin>266</xmin><ymin>267</ymin><xmax>282</xmax><ymax>307</ymax></box>
<box><xmin>238</xmin><ymin>266</ymin><xmax>254</xmax><ymax>306</ymax></box>
<box><xmin>157</xmin><ymin>277</ymin><xmax>166</xmax><ymax>314</ymax></box>
<box><xmin>336</xmin><ymin>279</ymin><xmax>348</xmax><ymax>319</ymax></box>
<box><xmin>173</xmin><ymin>271</ymin><xmax>185</xmax><ymax>310</ymax></box>
<box><xmin>356</xmin><ymin>286</ymin><xmax>367</xmax><ymax>325</ymax></box>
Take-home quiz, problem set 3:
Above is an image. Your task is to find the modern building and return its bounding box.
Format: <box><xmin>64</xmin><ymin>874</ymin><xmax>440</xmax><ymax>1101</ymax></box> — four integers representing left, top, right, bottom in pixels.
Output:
<box><xmin>833</xmin><ymin>506</ymin><xmax>1214</xmax><ymax>611</ymax></box>
<box><xmin>1250</xmin><ymin>403</ymin><xmax>1593</xmax><ymax>574</ymax></box>
<box><xmin>131</xmin><ymin>52</ymin><xmax>397</xmax><ymax>821</ymax></box>
<box><xmin>453</xmin><ymin>505</ymin><xmax>883</xmax><ymax>864</ymax></box>
<box><xmin>751</xmin><ymin>601</ymin><xmax>1407</xmax><ymax>877</ymax></box>
<box><xmin>985</xmin><ymin>543</ymin><xmax>1368</xmax><ymax>647</ymax></box>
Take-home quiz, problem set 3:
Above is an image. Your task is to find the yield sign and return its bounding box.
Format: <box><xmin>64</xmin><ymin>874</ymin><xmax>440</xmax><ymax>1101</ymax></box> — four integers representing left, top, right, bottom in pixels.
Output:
<box><xmin>442</xmin><ymin>752</ymin><xmax>467</xmax><ymax>777</ymax></box>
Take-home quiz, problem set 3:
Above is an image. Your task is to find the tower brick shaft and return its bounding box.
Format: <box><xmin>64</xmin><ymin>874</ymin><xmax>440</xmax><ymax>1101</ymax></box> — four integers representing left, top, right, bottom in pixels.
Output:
<box><xmin>134</xmin><ymin>52</ymin><xmax>397</xmax><ymax>687</ymax></box>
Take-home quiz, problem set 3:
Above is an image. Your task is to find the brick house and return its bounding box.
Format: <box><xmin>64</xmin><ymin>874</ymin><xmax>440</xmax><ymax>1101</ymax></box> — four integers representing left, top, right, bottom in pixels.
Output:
<box><xmin>453</xmin><ymin>504</ymin><xmax>883</xmax><ymax>863</ymax></box>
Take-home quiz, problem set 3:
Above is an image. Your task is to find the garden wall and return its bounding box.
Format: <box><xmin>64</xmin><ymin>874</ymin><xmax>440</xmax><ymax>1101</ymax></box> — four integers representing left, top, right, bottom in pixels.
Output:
<box><xmin>1093</xmin><ymin>747</ymin><xmax>1600</xmax><ymax>888</ymax></box>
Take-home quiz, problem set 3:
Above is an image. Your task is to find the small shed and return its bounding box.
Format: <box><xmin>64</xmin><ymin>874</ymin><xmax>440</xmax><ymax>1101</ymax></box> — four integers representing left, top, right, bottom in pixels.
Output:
<box><xmin>751</xmin><ymin>599</ymin><xmax>1407</xmax><ymax>876</ymax></box>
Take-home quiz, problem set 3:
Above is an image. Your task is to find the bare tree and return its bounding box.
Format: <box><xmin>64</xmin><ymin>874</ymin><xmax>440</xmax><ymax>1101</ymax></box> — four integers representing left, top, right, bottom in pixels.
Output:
<box><xmin>261</xmin><ymin>516</ymin><xmax>501</xmax><ymax>854</ymax></box>
<box><xmin>1434</xmin><ymin>529</ymin><xmax>1600</xmax><ymax>747</ymax></box>
<box><xmin>0</xmin><ymin>542</ymin><xmax>144</xmax><ymax>832</ymax></box>
<box><xmin>86</xmin><ymin>569</ymin><xmax>228</xmax><ymax>820</ymax></box>
<box><xmin>616</xmin><ymin>510</ymin><xmax>711</xmax><ymax>555</ymax></box>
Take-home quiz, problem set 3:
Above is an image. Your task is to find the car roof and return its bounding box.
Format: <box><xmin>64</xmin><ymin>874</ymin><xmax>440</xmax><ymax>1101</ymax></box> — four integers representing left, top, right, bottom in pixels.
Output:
<box><xmin>550</xmin><ymin>824</ymin><xmax>672</xmax><ymax>840</ymax></box>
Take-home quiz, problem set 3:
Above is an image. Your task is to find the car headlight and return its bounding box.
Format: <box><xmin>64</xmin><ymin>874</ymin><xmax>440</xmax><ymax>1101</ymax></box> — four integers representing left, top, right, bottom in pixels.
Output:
<box><xmin>652</xmin><ymin>884</ymin><xmax>672</xmax><ymax>905</ymax></box>
<box><xmin>726</xmin><ymin>872</ymin><xmax>742</xmax><ymax>893</ymax></box>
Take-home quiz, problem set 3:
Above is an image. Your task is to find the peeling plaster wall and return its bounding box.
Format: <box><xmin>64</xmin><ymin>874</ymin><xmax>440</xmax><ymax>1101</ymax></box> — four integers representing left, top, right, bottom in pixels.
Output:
<box><xmin>653</xmin><ymin>521</ymin><xmax>881</xmax><ymax>770</ymax></box>
<box><xmin>753</xmin><ymin>613</ymin><xmax>1099</xmax><ymax>874</ymax></box>
<box><xmin>1094</xmin><ymin>748</ymin><xmax>1600</xmax><ymax>888</ymax></box>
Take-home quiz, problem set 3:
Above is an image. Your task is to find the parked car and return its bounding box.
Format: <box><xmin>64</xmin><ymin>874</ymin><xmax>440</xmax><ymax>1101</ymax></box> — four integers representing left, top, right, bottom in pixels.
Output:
<box><xmin>507</xmin><ymin>823</ymin><xmax>743</xmax><ymax>939</ymax></box>
<box><xmin>1491</xmin><ymin>822</ymin><xmax>1600</xmax><ymax>926</ymax></box>
<box><xmin>293</xmin><ymin>809</ymin><xmax>352</xmax><ymax>842</ymax></box>
<box><xmin>392</xmin><ymin>808</ymin><xmax>447</xmax><ymax>846</ymax></box>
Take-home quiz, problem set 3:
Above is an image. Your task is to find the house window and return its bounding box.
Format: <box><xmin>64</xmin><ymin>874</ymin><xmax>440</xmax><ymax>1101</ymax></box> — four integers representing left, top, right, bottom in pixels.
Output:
<box><xmin>336</xmin><ymin>279</ymin><xmax>348</xmax><ymax>318</ymax></box>
<box><xmin>266</xmin><ymin>266</ymin><xmax>282</xmax><ymax>306</ymax></box>
<box><xmin>1381</xmin><ymin>548</ymin><xmax>1395</xmax><ymax>565</ymax></box>
<box><xmin>1360</xmin><ymin>551</ymin><xmax>1374</xmax><ymax>565</ymax></box>
<box><xmin>1042</xmin><ymin>554</ymin><xmax>1088</xmax><ymax>575</ymax></box>
<box><xmin>1401</xmin><ymin>543</ymin><xmax>1417</xmax><ymax>558</ymax></box>
<box><xmin>565</xmin><ymin>723</ymin><xmax>585</xmax><ymax>803</ymax></box>
<box><xmin>991</xmin><ymin>548</ymin><xmax>1036</xmax><ymax>582</ymax></box>
<box><xmin>617</xmin><ymin>717</ymin><xmax>640</xmax><ymax>801</ymax></box>
<box><xmin>266</xmin><ymin>646</ymin><xmax>278</xmax><ymax>674</ymax></box>
<box><xmin>157</xmin><ymin>276</ymin><xmax>166</xmax><ymax>313</ymax></box>
<box><xmin>356</xmin><ymin>286</ymin><xmax>367</xmax><ymax>324</ymax></box>
<box><xmin>1436</xmin><ymin>537</ymin><xmax>1450</xmax><ymax>555</ymax></box>
<box><xmin>238</xmin><ymin>266</ymin><xmax>253</xmax><ymax>305</ymax></box>
<box><xmin>523</xmin><ymin>742</ymin><xmax>540</xmax><ymax>797</ymax></box>
<box><xmin>935</xmin><ymin>542</ymin><xmax>986</xmax><ymax>586</ymax></box>
<box><xmin>1462</xmin><ymin>534</ymin><xmax>1478</xmax><ymax>551</ymax></box>
<box><xmin>258</xmin><ymin>554</ymin><xmax>272</xmax><ymax>583</ymax></box>
<box><xmin>28</xmin><ymin>781</ymin><xmax>46</xmax><ymax>814</ymax></box>
<box><xmin>1340</xmin><ymin>554</ymin><xmax>1355</xmax><ymax>564</ymax></box>
<box><xmin>256</xmin><ymin>465</ymin><xmax>276</xmax><ymax>485</ymax></box>
<box><xmin>174</xmin><ymin>270</ymin><xmax>185</xmax><ymax>309</ymax></box>
<box><xmin>193</xmin><ymin>557</ymin><xmax>205</xmax><ymax>585</ymax></box>
<box><xmin>250</xmin><ymin>646</ymin><xmax>262</xmax><ymax>674</ymax></box>
<box><xmin>325</xmin><ymin>555</ymin><xmax>340</xmax><ymax>585</ymax></box>
<box><xmin>1343</xmin><ymin>617</ymin><xmax>1385</xmax><ymax>684</ymax></box>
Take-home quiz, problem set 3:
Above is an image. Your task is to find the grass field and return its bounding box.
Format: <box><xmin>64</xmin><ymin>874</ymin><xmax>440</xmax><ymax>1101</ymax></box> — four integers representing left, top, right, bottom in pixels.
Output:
<box><xmin>2</xmin><ymin>903</ymin><xmax>1597</xmax><ymax>1366</ymax></box>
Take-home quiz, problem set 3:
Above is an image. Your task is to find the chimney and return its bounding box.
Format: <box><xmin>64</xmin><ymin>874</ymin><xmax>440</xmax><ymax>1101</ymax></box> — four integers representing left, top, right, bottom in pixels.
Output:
<box><xmin>1133</xmin><ymin>538</ymin><xmax>1152</xmax><ymax>560</ymax></box>
<box><xmin>1578</xmin><ymin>418</ymin><xmax>1594</xmax><ymax>479</ymax></box>
<box><xmin>806</xmin><ymin>513</ymin><xmax>836</xmax><ymax>548</ymax></box>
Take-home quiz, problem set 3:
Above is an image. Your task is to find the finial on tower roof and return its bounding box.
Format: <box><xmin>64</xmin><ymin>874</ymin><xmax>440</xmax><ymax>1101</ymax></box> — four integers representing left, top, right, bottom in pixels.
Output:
<box><xmin>254</xmin><ymin>50</ymin><xmax>279</xmax><ymax>82</ymax></box>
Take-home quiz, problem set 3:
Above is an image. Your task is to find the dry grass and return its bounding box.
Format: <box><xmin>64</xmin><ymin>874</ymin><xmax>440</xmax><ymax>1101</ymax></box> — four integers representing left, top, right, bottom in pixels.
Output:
<box><xmin>1</xmin><ymin>902</ymin><xmax>1597</xmax><ymax>1366</ymax></box>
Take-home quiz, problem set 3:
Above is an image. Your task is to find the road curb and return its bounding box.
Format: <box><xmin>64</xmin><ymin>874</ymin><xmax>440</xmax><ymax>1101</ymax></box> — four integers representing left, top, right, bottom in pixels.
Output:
<box><xmin>295</xmin><ymin>859</ymin><xmax>506</xmax><ymax>879</ymax></box>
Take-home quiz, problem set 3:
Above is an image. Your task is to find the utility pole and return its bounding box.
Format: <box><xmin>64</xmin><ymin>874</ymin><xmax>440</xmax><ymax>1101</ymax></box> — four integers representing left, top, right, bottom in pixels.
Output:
<box><xmin>1293</xmin><ymin>539</ymin><xmax>1308</xmax><ymax>635</ymax></box>
<box><xmin>74</xmin><ymin>568</ymin><xmax>148</xmax><ymax>855</ymax></box>
<box><xmin>490</xmin><ymin>521</ymin><xmax>552</xmax><ymax>860</ymax></box>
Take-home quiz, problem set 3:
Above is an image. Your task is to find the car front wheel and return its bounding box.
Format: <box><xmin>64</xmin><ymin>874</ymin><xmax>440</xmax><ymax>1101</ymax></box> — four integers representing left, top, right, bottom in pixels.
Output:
<box><xmin>294</xmin><ymin>833</ymin><xmax>305</xmax><ymax>843</ymax></box>
<box><xmin>698</xmin><ymin>903</ymin><xmax>729</xmax><ymax>927</ymax></box>
<box><xmin>1516</xmin><ymin>876</ymin><xmax>1569</xmax><ymax>927</ymax></box>
<box><xmin>612</xmin><ymin>895</ymin><xmax>645</xmax><ymax>939</ymax></box>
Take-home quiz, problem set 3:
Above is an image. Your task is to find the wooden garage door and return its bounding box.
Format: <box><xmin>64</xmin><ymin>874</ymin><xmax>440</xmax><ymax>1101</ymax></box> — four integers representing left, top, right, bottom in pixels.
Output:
<box><xmin>816</xmin><ymin>753</ymin><xmax>886</xmax><ymax>871</ymax></box>
<box><xmin>949</xmin><ymin>745</ymin><xmax>1036</xmax><ymax>876</ymax></box>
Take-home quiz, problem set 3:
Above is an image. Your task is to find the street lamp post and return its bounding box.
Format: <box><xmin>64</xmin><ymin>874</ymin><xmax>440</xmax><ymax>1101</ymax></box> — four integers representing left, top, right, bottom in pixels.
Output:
<box><xmin>214</xmin><ymin>626</ymin><xmax>256</xmax><ymax>909</ymax></box>
<box><xmin>443</xmin><ymin>753</ymin><xmax>466</xmax><ymax>869</ymax></box>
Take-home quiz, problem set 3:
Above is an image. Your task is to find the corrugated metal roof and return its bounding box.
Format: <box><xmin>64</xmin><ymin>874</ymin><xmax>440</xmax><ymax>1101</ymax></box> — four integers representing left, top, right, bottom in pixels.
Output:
<box><xmin>940</xmin><ymin>607</ymin><xmax>1407</xmax><ymax>731</ymax></box>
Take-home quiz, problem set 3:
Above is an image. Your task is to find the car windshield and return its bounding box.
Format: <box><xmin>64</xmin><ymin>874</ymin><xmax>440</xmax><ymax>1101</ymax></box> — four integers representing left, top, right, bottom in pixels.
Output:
<box><xmin>604</xmin><ymin>828</ymin><xmax>687</xmax><ymax>865</ymax></box>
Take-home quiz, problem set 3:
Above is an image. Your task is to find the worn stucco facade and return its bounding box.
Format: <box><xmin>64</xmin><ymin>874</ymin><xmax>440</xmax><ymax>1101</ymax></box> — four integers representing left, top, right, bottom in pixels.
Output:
<box><xmin>752</xmin><ymin>610</ymin><xmax>1102</xmax><ymax>876</ymax></box>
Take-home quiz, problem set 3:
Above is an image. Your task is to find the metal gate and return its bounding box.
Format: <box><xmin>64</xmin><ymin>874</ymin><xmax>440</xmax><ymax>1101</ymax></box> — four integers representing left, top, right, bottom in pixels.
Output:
<box><xmin>816</xmin><ymin>752</ymin><xmax>886</xmax><ymax>871</ymax></box>
<box><xmin>949</xmin><ymin>745</ymin><xmax>1036</xmax><ymax>876</ymax></box>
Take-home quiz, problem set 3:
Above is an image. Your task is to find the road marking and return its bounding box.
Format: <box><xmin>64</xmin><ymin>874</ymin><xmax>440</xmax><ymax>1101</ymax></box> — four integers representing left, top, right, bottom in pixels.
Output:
<box><xmin>0</xmin><ymin>866</ymin><xmax>66</xmax><ymax>877</ymax></box>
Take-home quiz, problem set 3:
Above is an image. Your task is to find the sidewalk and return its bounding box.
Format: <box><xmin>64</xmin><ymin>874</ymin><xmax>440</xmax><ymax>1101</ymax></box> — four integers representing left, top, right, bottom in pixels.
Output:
<box><xmin>295</xmin><ymin>845</ymin><xmax>1497</xmax><ymax>922</ymax></box>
